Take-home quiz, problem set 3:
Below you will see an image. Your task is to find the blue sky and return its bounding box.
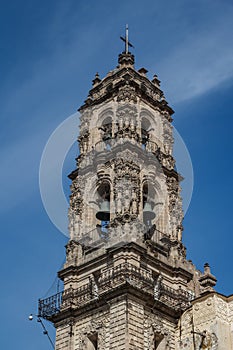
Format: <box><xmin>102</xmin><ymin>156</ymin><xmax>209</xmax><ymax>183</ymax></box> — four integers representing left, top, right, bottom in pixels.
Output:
<box><xmin>1</xmin><ymin>0</ymin><xmax>233</xmax><ymax>348</ymax></box>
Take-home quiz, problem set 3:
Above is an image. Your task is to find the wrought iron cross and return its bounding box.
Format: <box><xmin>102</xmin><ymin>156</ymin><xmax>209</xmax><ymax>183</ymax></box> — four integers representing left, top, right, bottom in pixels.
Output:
<box><xmin>120</xmin><ymin>24</ymin><xmax>134</xmax><ymax>54</ymax></box>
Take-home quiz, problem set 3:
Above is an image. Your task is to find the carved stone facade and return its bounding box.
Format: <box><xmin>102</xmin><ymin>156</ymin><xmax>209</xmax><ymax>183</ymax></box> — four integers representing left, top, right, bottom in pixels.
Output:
<box><xmin>38</xmin><ymin>49</ymin><xmax>233</xmax><ymax>350</ymax></box>
<box><xmin>177</xmin><ymin>293</ymin><xmax>233</xmax><ymax>349</ymax></box>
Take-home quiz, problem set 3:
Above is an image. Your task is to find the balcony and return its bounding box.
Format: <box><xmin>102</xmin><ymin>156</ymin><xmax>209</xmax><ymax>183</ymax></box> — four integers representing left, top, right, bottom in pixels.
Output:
<box><xmin>38</xmin><ymin>262</ymin><xmax>193</xmax><ymax>320</ymax></box>
<box><xmin>38</xmin><ymin>291</ymin><xmax>63</xmax><ymax>319</ymax></box>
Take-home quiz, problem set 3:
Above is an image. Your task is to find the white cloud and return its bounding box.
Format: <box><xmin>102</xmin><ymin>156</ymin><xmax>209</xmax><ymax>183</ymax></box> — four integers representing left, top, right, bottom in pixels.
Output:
<box><xmin>156</xmin><ymin>7</ymin><xmax>233</xmax><ymax>103</ymax></box>
<box><xmin>2</xmin><ymin>0</ymin><xmax>233</xmax><ymax>215</ymax></box>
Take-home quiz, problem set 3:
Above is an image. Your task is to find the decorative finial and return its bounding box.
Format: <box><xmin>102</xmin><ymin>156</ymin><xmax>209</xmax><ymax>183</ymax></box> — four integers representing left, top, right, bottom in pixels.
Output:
<box><xmin>199</xmin><ymin>262</ymin><xmax>217</xmax><ymax>294</ymax></box>
<box><xmin>152</xmin><ymin>74</ymin><xmax>161</xmax><ymax>87</ymax></box>
<box><xmin>204</xmin><ymin>262</ymin><xmax>211</xmax><ymax>275</ymax></box>
<box><xmin>120</xmin><ymin>24</ymin><xmax>134</xmax><ymax>54</ymax></box>
<box><xmin>92</xmin><ymin>72</ymin><xmax>101</xmax><ymax>86</ymax></box>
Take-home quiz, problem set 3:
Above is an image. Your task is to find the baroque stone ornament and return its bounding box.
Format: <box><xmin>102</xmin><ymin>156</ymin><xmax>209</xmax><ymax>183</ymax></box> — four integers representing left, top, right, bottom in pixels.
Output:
<box><xmin>117</xmin><ymin>83</ymin><xmax>137</xmax><ymax>103</ymax></box>
<box><xmin>37</xmin><ymin>39</ymin><xmax>232</xmax><ymax>350</ymax></box>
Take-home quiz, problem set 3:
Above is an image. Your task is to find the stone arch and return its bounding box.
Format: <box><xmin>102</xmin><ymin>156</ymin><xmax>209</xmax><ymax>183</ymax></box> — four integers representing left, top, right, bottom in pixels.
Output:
<box><xmin>141</xmin><ymin>167</ymin><xmax>167</xmax><ymax>237</ymax></box>
<box><xmin>95</xmin><ymin>180</ymin><xmax>111</xmax><ymax>228</ymax></box>
<box><xmin>87</xmin><ymin>169</ymin><xmax>112</xmax><ymax>206</ymax></box>
<box><xmin>96</xmin><ymin>180</ymin><xmax>111</xmax><ymax>202</ymax></box>
<box><xmin>96</xmin><ymin>109</ymin><xmax>114</xmax><ymax>145</ymax></box>
<box><xmin>140</xmin><ymin>109</ymin><xmax>158</xmax><ymax>129</ymax></box>
<box><xmin>97</xmin><ymin>108</ymin><xmax>114</xmax><ymax>127</ymax></box>
<box><xmin>142</xmin><ymin>171</ymin><xmax>164</xmax><ymax>209</ymax></box>
<box><xmin>140</xmin><ymin>108</ymin><xmax>160</xmax><ymax>146</ymax></box>
<box><xmin>141</xmin><ymin>109</ymin><xmax>157</xmax><ymax>126</ymax></box>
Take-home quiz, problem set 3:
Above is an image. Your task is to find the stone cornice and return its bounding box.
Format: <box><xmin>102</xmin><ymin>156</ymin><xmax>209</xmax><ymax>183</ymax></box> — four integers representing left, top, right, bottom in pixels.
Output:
<box><xmin>58</xmin><ymin>241</ymin><xmax>193</xmax><ymax>283</ymax></box>
<box><xmin>51</xmin><ymin>284</ymin><xmax>183</xmax><ymax>326</ymax></box>
<box><xmin>78</xmin><ymin>66</ymin><xmax>174</xmax><ymax>120</ymax></box>
<box><xmin>191</xmin><ymin>291</ymin><xmax>233</xmax><ymax>304</ymax></box>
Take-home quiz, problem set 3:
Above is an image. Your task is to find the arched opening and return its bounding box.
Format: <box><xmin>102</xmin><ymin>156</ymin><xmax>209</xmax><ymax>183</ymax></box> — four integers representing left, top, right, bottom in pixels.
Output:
<box><xmin>96</xmin><ymin>182</ymin><xmax>110</xmax><ymax>234</ymax></box>
<box><xmin>142</xmin><ymin>182</ymin><xmax>156</xmax><ymax>228</ymax></box>
<box><xmin>86</xmin><ymin>333</ymin><xmax>98</xmax><ymax>349</ymax></box>
<box><xmin>141</xmin><ymin>117</ymin><xmax>152</xmax><ymax>149</ymax></box>
<box><xmin>99</xmin><ymin>116</ymin><xmax>112</xmax><ymax>144</ymax></box>
<box><xmin>154</xmin><ymin>334</ymin><xmax>164</xmax><ymax>349</ymax></box>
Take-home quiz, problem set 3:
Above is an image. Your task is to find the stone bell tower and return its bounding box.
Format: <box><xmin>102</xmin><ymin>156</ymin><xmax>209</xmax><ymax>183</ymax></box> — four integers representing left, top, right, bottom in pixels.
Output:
<box><xmin>38</xmin><ymin>38</ymin><xmax>233</xmax><ymax>350</ymax></box>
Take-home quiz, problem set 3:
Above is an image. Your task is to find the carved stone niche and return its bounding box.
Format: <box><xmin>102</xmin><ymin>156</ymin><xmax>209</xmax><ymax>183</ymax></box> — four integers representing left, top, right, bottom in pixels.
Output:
<box><xmin>161</xmin><ymin>153</ymin><xmax>175</xmax><ymax>170</ymax></box>
<box><xmin>78</xmin><ymin>131</ymin><xmax>90</xmax><ymax>155</ymax></box>
<box><xmin>70</xmin><ymin>188</ymin><xmax>84</xmax><ymax>217</ymax></box>
<box><xmin>81</xmin><ymin>318</ymin><xmax>106</xmax><ymax>350</ymax></box>
<box><xmin>166</xmin><ymin>176</ymin><xmax>179</xmax><ymax>212</ymax></box>
<box><xmin>80</xmin><ymin>110</ymin><xmax>91</xmax><ymax>134</ymax></box>
<box><xmin>65</xmin><ymin>240</ymin><xmax>83</xmax><ymax>264</ymax></box>
<box><xmin>117</xmin><ymin>83</ymin><xmax>137</xmax><ymax>103</ymax></box>
<box><xmin>148</xmin><ymin>322</ymin><xmax>172</xmax><ymax>350</ymax></box>
<box><xmin>145</xmin><ymin>315</ymin><xmax>172</xmax><ymax>350</ymax></box>
<box><xmin>116</xmin><ymin>103</ymin><xmax>138</xmax><ymax>121</ymax></box>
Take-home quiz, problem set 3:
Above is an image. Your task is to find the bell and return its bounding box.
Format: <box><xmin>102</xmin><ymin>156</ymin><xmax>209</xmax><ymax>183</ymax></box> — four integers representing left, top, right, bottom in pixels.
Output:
<box><xmin>96</xmin><ymin>201</ymin><xmax>110</xmax><ymax>221</ymax></box>
<box><xmin>143</xmin><ymin>202</ymin><xmax>156</xmax><ymax>221</ymax></box>
<box><xmin>103</xmin><ymin>133</ymin><xmax>112</xmax><ymax>141</ymax></box>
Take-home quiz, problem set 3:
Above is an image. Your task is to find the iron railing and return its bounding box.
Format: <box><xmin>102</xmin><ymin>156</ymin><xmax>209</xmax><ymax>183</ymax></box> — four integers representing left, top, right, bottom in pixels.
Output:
<box><xmin>38</xmin><ymin>262</ymin><xmax>193</xmax><ymax>319</ymax></box>
<box><xmin>38</xmin><ymin>291</ymin><xmax>63</xmax><ymax>319</ymax></box>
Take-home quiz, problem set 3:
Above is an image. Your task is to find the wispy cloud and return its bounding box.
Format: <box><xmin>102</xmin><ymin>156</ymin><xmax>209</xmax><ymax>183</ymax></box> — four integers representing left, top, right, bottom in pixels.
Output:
<box><xmin>2</xmin><ymin>0</ymin><xmax>233</xmax><ymax>214</ymax></box>
<box><xmin>156</xmin><ymin>5</ymin><xmax>233</xmax><ymax>103</ymax></box>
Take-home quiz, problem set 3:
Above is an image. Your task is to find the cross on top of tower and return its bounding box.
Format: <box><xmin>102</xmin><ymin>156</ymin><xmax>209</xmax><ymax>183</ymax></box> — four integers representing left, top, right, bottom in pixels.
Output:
<box><xmin>118</xmin><ymin>25</ymin><xmax>135</xmax><ymax>66</ymax></box>
<box><xmin>120</xmin><ymin>24</ymin><xmax>134</xmax><ymax>54</ymax></box>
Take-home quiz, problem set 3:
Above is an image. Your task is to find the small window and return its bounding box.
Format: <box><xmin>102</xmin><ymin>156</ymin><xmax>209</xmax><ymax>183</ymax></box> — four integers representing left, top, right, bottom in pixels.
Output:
<box><xmin>154</xmin><ymin>334</ymin><xmax>164</xmax><ymax>349</ymax></box>
<box><xmin>141</xmin><ymin>117</ymin><xmax>152</xmax><ymax>146</ymax></box>
<box><xmin>86</xmin><ymin>333</ymin><xmax>98</xmax><ymax>349</ymax></box>
<box><xmin>99</xmin><ymin>117</ymin><xmax>112</xmax><ymax>142</ymax></box>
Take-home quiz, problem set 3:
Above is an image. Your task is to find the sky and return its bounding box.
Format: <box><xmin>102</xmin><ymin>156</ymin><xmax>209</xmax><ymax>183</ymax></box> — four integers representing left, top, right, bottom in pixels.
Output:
<box><xmin>1</xmin><ymin>0</ymin><xmax>233</xmax><ymax>348</ymax></box>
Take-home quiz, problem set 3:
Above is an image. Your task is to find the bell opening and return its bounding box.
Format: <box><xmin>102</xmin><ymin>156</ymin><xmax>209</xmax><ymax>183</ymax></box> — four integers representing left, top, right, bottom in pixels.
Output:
<box><xmin>100</xmin><ymin>117</ymin><xmax>112</xmax><ymax>142</ymax></box>
<box><xmin>96</xmin><ymin>202</ymin><xmax>110</xmax><ymax>221</ymax></box>
<box><xmin>96</xmin><ymin>183</ymin><xmax>110</xmax><ymax>222</ymax></box>
<box><xmin>143</xmin><ymin>182</ymin><xmax>156</xmax><ymax>226</ymax></box>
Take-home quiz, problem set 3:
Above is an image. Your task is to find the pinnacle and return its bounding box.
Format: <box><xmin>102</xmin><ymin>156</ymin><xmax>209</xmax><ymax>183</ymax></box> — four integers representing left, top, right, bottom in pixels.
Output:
<box><xmin>118</xmin><ymin>52</ymin><xmax>135</xmax><ymax>67</ymax></box>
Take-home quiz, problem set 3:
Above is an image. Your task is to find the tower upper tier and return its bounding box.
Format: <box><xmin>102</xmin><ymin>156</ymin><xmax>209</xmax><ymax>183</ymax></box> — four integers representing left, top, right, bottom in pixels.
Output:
<box><xmin>79</xmin><ymin>51</ymin><xmax>174</xmax><ymax>120</ymax></box>
<box><xmin>67</xmin><ymin>49</ymin><xmax>186</xmax><ymax>259</ymax></box>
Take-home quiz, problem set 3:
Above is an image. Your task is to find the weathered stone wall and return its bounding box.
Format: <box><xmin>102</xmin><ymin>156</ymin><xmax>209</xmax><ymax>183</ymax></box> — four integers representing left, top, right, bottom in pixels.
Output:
<box><xmin>176</xmin><ymin>293</ymin><xmax>233</xmax><ymax>350</ymax></box>
<box><xmin>55</xmin><ymin>323</ymin><xmax>71</xmax><ymax>350</ymax></box>
<box><xmin>128</xmin><ymin>299</ymin><xmax>144</xmax><ymax>349</ymax></box>
<box><xmin>55</xmin><ymin>294</ymin><xmax>180</xmax><ymax>350</ymax></box>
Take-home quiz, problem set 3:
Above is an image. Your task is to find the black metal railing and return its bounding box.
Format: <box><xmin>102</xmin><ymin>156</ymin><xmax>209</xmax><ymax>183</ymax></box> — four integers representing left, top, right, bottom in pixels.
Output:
<box><xmin>38</xmin><ymin>262</ymin><xmax>193</xmax><ymax>319</ymax></box>
<box><xmin>38</xmin><ymin>291</ymin><xmax>63</xmax><ymax>319</ymax></box>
